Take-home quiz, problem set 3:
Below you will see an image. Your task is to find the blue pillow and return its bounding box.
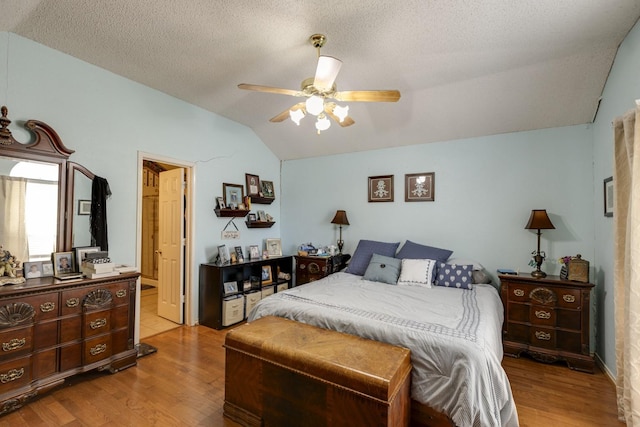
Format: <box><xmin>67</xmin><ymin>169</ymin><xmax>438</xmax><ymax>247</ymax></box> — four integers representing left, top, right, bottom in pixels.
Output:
<box><xmin>396</xmin><ymin>240</ymin><xmax>453</xmax><ymax>262</ymax></box>
<box><xmin>346</xmin><ymin>240</ymin><xmax>401</xmax><ymax>276</ymax></box>
<box><xmin>434</xmin><ymin>262</ymin><xmax>473</xmax><ymax>289</ymax></box>
<box><xmin>363</xmin><ymin>254</ymin><xmax>402</xmax><ymax>285</ymax></box>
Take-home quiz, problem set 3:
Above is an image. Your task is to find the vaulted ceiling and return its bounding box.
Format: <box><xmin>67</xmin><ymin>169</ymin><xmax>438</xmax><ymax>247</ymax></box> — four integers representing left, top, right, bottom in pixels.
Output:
<box><xmin>2</xmin><ymin>1</ymin><xmax>640</xmax><ymax>160</ymax></box>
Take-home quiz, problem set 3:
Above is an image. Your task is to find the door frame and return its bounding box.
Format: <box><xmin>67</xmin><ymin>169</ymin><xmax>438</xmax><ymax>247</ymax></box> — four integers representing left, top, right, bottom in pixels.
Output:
<box><xmin>135</xmin><ymin>151</ymin><xmax>195</xmax><ymax>343</ymax></box>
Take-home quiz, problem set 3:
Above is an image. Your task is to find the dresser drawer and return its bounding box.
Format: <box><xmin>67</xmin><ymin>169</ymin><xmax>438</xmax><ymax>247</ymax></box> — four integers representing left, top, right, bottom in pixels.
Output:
<box><xmin>507</xmin><ymin>302</ymin><xmax>529</xmax><ymax>323</ymax></box>
<box><xmin>3</xmin><ymin>293</ymin><xmax>59</xmax><ymax>321</ymax></box>
<box><xmin>530</xmin><ymin>327</ymin><xmax>556</xmax><ymax>349</ymax></box>
<box><xmin>60</xmin><ymin>342</ymin><xmax>82</xmax><ymax>371</ymax></box>
<box><xmin>83</xmin><ymin>335</ymin><xmax>112</xmax><ymax>364</ymax></box>
<box><xmin>61</xmin><ymin>286</ymin><xmax>97</xmax><ymax>315</ymax></box>
<box><xmin>530</xmin><ymin>305</ymin><xmax>555</xmax><ymax>326</ymax></box>
<box><xmin>0</xmin><ymin>326</ymin><xmax>33</xmax><ymax>357</ymax></box>
<box><xmin>0</xmin><ymin>356</ymin><xmax>31</xmax><ymax>393</ymax></box>
<box><xmin>32</xmin><ymin>348</ymin><xmax>57</xmax><ymax>379</ymax></box>
<box><xmin>557</xmin><ymin>289</ymin><xmax>581</xmax><ymax>309</ymax></box>
<box><xmin>106</xmin><ymin>282</ymin><xmax>132</xmax><ymax>306</ymax></box>
<box><xmin>34</xmin><ymin>319</ymin><xmax>58</xmax><ymax>349</ymax></box>
<box><xmin>83</xmin><ymin>310</ymin><xmax>112</xmax><ymax>338</ymax></box>
<box><xmin>506</xmin><ymin>284</ymin><xmax>531</xmax><ymax>302</ymax></box>
<box><xmin>60</xmin><ymin>315</ymin><xmax>82</xmax><ymax>343</ymax></box>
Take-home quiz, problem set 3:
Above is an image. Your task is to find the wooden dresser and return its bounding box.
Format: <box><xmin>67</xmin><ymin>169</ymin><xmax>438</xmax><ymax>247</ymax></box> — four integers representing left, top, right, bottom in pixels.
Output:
<box><xmin>294</xmin><ymin>254</ymin><xmax>351</xmax><ymax>286</ymax></box>
<box><xmin>0</xmin><ymin>273</ymin><xmax>139</xmax><ymax>414</ymax></box>
<box><xmin>499</xmin><ymin>273</ymin><xmax>594</xmax><ymax>373</ymax></box>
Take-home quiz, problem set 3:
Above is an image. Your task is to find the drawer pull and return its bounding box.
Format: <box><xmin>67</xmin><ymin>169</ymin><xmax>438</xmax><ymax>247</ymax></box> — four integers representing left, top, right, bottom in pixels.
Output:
<box><xmin>90</xmin><ymin>318</ymin><xmax>107</xmax><ymax>330</ymax></box>
<box><xmin>66</xmin><ymin>298</ymin><xmax>80</xmax><ymax>308</ymax></box>
<box><xmin>116</xmin><ymin>289</ymin><xmax>127</xmax><ymax>298</ymax></box>
<box><xmin>40</xmin><ymin>302</ymin><xmax>56</xmax><ymax>313</ymax></box>
<box><xmin>535</xmin><ymin>331</ymin><xmax>551</xmax><ymax>341</ymax></box>
<box><xmin>535</xmin><ymin>310</ymin><xmax>551</xmax><ymax>319</ymax></box>
<box><xmin>0</xmin><ymin>368</ymin><xmax>24</xmax><ymax>384</ymax></box>
<box><xmin>299</xmin><ymin>264</ymin><xmax>306</xmax><ymax>270</ymax></box>
<box><xmin>563</xmin><ymin>294</ymin><xmax>576</xmax><ymax>303</ymax></box>
<box><xmin>2</xmin><ymin>338</ymin><xmax>26</xmax><ymax>352</ymax></box>
<box><xmin>90</xmin><ymin>343</ymin><xmax>107</xmax><ymax>356</ymax></box>
<box><xmin>513</xmin><ymin>289</ymin><xmax>525</xmax><ymax>297</ymax></box>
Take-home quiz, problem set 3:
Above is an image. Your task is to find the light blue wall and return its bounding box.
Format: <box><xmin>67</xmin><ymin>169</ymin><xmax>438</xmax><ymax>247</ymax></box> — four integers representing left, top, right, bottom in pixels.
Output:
<box><xmin>591</xmin><ymin>20</ymin><xmax>640</xmax><ymax>376</ymax></box>
<box><xmin>282</xmin><ymin>124</ymin><xmax>595</xmax><ymax>280</ymax></box>
<box><xmin>0</xmin><ymin>33</ymin><xmax>282</xmax><ymax>326</ymax></box>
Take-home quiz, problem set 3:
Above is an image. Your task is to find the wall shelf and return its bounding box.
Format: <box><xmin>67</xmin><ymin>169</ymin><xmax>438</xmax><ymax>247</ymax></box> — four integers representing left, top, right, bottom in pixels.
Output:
<box><xmin>245</xmin><ymin>221</ymin><xmax>275</xmax><ymax>228</ymax></box>
<box><xmin>250</xmin><ymin>196</ymin><xmax>275</xmax><ymax>205</ymax></box>
<box><xmin>215</xmin><ymin>208</ymin><xmax>249</xmax><ymax>218</ymax></box>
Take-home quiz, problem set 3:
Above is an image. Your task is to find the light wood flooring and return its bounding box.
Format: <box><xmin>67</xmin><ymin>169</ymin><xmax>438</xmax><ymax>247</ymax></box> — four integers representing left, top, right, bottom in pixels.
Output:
<box><xmin>139</xmin><ymin>286</ymin><xmax>180</xmax><ymax>339</ymax></box>
<box><xmin>0</xmin><ymin>324</ymin><xmax>625</xmax><ymax>426</ymax></box>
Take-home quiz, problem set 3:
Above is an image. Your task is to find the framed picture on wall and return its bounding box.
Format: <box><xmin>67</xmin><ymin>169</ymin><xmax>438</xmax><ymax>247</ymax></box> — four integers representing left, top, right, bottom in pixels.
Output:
<box><xmin>78</xmin><ymin>200</ymin><xmax>91</xmax><ymax>215</ymax></box>
<box><xmin>223</xmin><ymin>183</ymin><xmax>245</xmax><ymax>209</ymax></box>
<box><xmin>368</xmin><ymin>175</ymin><xmax>394</xmax><ymax>202</ymax></box>
<box><xmin>405</xmin><ymin>172</ymin><xmax>435</xmax><ymax>202</ymax></box>
<box><xmin>604</xmin><ymin>176</ymin><xmax>613</xmax><ymax>217</ymax></box>
<box><xmin>245</xmin><ymin>173</ymin><xmax>261</xmax><ymax>197</ymax></box>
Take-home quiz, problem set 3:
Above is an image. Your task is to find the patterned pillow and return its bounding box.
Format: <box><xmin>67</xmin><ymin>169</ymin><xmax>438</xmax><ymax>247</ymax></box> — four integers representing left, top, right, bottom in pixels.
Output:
<box><xmin>397</xmin><ymin>258</ymin><xmax>437</xmax><ymax>287</ymax></box>
<box><xmin>396</xmin><ymin>240</ymin><xmax>453</xmax><ymax>262</ymax></box>
<box><xmin>345</xmin><ymin>240</ymin><xmax>400</xmax><ymax>276</ymax></box>
<box><xmin>363</xmin><ymin>254</ymin><xmax>402</xmax><ymax>285</ymax></box>
<box><xmin>434</xmin><ymin>263</ymin><xmax>474</xmax><ymax>289</ymax></box>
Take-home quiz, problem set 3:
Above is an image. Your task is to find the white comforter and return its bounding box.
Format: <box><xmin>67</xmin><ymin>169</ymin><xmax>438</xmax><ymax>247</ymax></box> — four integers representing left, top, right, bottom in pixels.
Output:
<box><xmin>248</xmin><ymin>272</ymin><xmax>519</xmax><ymax>427</ymax></box>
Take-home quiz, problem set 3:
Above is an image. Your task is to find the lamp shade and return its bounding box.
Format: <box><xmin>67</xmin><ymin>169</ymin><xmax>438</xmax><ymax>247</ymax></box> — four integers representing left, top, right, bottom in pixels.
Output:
<box><xmin>331</xmin><ymin>210</ymin><xmax>350</xmax><ymax>225</ymax></box>
<box><xmin>525</xmin><ymin>209</ymin><xmax>555</xmax><ymax>230</ymax></box>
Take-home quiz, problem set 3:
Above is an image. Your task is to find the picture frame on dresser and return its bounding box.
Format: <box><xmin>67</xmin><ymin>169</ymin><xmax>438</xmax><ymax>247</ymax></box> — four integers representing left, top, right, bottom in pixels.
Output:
<box><xmin>265</xmin><ymin>238</ymin><xmax>282</xmax><ymax>257</ymax></box>
<box><xmin>53</xmin><ymin>251</ymin><xmax>75</xmax><ymax>275</ymax></box>
<box><xmin>74</xmin><ymin>245</ymin><xmax>100</xmax><ymax>271</ymax></box>
<box><xmin>604</xmin><ymin>176</ymin><xmax>613</xmax><ymax>217</ymax></box>
<box><xmin>24</xmin><ymin>261</ymin><xmax>43</xmax><ymax>279</ymax></box>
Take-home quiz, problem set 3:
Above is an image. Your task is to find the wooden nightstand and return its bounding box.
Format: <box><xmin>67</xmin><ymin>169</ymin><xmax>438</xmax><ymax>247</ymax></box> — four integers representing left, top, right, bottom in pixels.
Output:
<box><xmin>499</xmin><ymin>273</ymin><xmax>595</xmax><ymax>373</ymax></box>
<box><xmin>295</xmin><ymin>254</ymin><xmax>351</xmax><ymax>286</ymax></box>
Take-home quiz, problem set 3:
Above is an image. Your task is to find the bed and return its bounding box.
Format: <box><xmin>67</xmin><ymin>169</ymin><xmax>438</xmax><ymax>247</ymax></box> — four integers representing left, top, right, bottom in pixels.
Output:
<box><xmin>247</xmin><ymin>241</ymin><xmax>519</xmax><ymax>427</ymax></box>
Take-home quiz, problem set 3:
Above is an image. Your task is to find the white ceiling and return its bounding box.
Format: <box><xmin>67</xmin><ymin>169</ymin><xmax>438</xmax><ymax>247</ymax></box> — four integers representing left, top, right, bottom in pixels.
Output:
<box><xmin>2</xmin><ymin>1</ymin><xmax>640</xmax><ymax>160</ymax></box>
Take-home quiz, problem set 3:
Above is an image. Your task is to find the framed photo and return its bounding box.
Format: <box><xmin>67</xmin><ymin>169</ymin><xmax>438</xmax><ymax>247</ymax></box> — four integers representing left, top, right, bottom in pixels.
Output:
<box><xmin>247</xmin><ymin>213</ymin><xmax>257</xmax><ymax>222</ymax></box>
<box><xmin>216</xmin><ymin>196</ymin><xmax>226</xmax><ymax>209</ymax></box>
<box><xmin>223</xmin><ymin>183</ymin><xmax>245</xmax><ymax>208</ymax></box>
<box><xmin>74</xmin><ymin>246</ymin><xmax>100</xmax><ymax>271</ymax></box>
<box><xmin>261</xmin><ymin>265</ymin><xmax>273</xmax><ymax>285</ymax></box>
<box><xmin>249</xmin><ymin>245</ymin><xmax>260</xmax><ymax>260</ymax></box>
<box><xmin>257</xmin><ymin>210</ymin><xmax>267</xmax><ymax>221</ymax></box>
<box><xmin>24</xmin><ymin>261</ymin><xmax>43</xmax><ymax>279</ymax></box>
<box><xmin>234</xmin><ymin>246</ymin><xmax>245</xmax><ymax>262</ymax></box>
<box><xmin>604</xmin><ymin>176</ymin><xmax>613</xmax><ymax>217</ymax></box>
<box><xmin>368</xmin><ymin>175</ymin><xmax>394</xmax><ymax>202</ymax></box>
<box><xmin>261</xmin><ymin>180</ymin><xmax>275</xmax><ymax>199</ymax></box>
<box><xmin>52</xmin><ymin>251</ymin><xmax>75</xmax><ymax>276</ymax></box>
<box><xmin>218</xmin><ymin>244</ymin><xmax>230</xmax><ymax>265</ymax></box>
<box><xmin>405</xmin><ymin>172</ymin><xmax>435</xmax><ymax>202</ymax></box>
<box><xmin>245</xmin><ymin>173</ymin><xmax>261</xmax><ymax>197</ymax></box>
<box><xmin>265</xmin><ymin>238</ymin><xmax>282</xmax><ymax>257</ymax></box>
<box><xmin>77</xmin><ymin>200</ymin><xmax>91</xmax><ymax>215</ymax></box>
<box><xmin>42</xmin><ymin>262</ymin><xmax>54</xmax><ymax>277</ymax></box>
<box><xmin>223</xmin><ymin>281</ymin><xmax>238</xmax><ymax>295</ymax></box>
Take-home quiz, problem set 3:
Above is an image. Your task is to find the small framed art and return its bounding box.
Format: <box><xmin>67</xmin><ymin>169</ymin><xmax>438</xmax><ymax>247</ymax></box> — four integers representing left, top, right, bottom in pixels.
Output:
<box><xmin>218</xmin><ymin>245</ymin><xmax>230</xmax><ymax>265</ymax></box>
<box><xmin>265</xmin><ymin>238</ymin><xmax>282</xmax><ymax>257</ymax></box>
<box><xmin>245</xmin><ymin>173</ymin><xmax>261</xmax><ymax>197</ymax></box>
<box><xmin>261</xmin><ymin>265</ymin><xmax>273</xmax><ymax>285</ymax></box>
<box><xmin>223</xmin><ymin>183</ymin><xmax>245</xmax><ymax>209</ymax></box>
<box><xmin>74</xmin><ymin>246</ymin><xmax>100</xmax><ymax>271</ymax></box>
<box><xmin>223</xmin><ymin>281</ymin><xmax>238</xmax><ymax>295</ymax></box>
<box><xmin>234</xmin><ymin>246</ymin><xmax>245</xmax><ymax>262</ymax></box>
<box><xmin>249</xmin><ymin>245</ymin><xmax>261</xmax><ymax>260</ymax></box>
<box><xmin>78</xmin><ymin>200</ymin><xmax>91</xmax><ymax>215</ymax></box>
<box><xmin>368</xmin><ymin>175</ymin><xmax>394</xmax><ymax>202</ymax></box>
<box><xmin>216</xmin><ymin>196</ymin><xmax>226</xmax><ymax>209</ymax></box>
<box><xmin>261</xmin><ymin>180</ymin><xmax>275</xmax><ymax>198</ymax></box>
<box><xmin>52</xmin><ymin>252</ymin><xmax>74</xmax><ymax>275</ymax></box>
<box><xmin>405</xmin><ymin>172</ymin><xmax>435</xmax><ymax>202</ymax></box>
<box><xmin>24</xmin><ymin>261</ymin><xmax>43</xmax><ymax>279</ymax></box>
<box><xmin>604</xmin><ymin>176</ymin><xmax>613</xmax><ymax>217</ymax></box>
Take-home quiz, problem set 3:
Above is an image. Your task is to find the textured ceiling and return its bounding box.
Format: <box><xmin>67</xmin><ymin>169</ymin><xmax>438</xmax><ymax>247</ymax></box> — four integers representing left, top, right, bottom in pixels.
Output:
<box><xmin>2</xmin><ymin>1</ymin><xmax>640</xmax><ymax>160</ymax></box>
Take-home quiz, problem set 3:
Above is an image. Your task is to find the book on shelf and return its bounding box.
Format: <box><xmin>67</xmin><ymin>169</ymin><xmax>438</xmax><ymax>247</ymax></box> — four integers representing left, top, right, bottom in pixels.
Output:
<box><xmin>113</xmin><ymin>264</ymin><xmax>138</xmax><ymax>273</ymax></box>
<box><xmin>497</xmin><ymin>268</ymin><xmax>518</xmax><ymax>275</ymax></box>
<box><xmin>84</xmin><ymin>271</ymin><xmax>120</xmax><ymax>279</ymax></box>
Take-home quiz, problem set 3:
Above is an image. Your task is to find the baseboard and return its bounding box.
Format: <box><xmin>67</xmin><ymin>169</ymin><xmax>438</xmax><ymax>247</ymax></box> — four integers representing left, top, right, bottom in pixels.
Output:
<box><xmin>595</xmin><ymin>353</ymin><xmax>616</xmax><ymax>385</ymax></box>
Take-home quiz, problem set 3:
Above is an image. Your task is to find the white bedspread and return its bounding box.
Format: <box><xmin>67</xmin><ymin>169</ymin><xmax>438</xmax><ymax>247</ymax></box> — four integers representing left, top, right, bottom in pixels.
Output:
<box><xmin>248</xmin><ymin>272</ymin><xmax>519</xmax><ymax>427</ymax></box>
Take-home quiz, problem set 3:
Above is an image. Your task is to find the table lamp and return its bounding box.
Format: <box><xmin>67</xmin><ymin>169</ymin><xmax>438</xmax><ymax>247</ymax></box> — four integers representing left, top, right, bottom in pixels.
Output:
<box><xmin>330</xmin><ymin>210</ymin><xmax>350</xmax><ymax>254</ymax></box>
<box><xmin>525</xmin><ymin>209</ymin><xmax>555</xmax><ymax>278</ymax></box>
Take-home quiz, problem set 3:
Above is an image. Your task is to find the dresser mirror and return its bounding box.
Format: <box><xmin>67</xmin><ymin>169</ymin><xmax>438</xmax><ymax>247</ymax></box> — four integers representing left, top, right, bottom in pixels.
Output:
<box><xmin>0</xmin><ymin>106</ymin><xmax>96</xmax><ymax>263</ymax></box>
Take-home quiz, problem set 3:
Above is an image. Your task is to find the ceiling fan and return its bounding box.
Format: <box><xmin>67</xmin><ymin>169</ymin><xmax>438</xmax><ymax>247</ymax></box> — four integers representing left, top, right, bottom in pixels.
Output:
<box><xmin>238</xmin><ymin>34</ymin><xmax>401</xmax><ymax>134</ymax></box>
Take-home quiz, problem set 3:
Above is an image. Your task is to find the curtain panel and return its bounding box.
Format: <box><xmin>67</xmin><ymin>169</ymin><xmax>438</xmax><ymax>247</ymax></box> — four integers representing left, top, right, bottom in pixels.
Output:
<box><xmin>0</xmin><ymin>176</ymin><xmax>28</xmax><ymax>263</ymax></box>
<box><xmin>613</xmin><ymin>103</ymin><xmax>640</xmax><ymax>426</ymax></box>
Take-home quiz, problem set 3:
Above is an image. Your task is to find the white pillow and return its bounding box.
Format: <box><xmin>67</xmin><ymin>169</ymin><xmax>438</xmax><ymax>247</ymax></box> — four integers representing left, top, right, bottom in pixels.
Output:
<box><xmin>447</xmin><ymin>258</ymin><xmax>483</xmax><ymax>270</ymax></box>
<box><xmin>397</xmin><ymin>259</ymin><xmax>437</xmax><ymax>287</ymax></box>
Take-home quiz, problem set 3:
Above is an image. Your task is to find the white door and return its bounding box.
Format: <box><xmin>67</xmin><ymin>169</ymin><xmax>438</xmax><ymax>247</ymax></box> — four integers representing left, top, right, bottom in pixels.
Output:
<box><xmin>157</xmin><ymin>168</ymin><xmax>184</xmax><ymax>323</ymax></box>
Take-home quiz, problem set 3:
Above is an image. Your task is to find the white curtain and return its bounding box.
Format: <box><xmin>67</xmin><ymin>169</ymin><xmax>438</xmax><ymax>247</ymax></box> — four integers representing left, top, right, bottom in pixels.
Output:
<box><xmin>0</xmin><ymin>176</ymin><xmax>28</xmax><ymax>263</ymax></box>
<box><xmin>613</xmin><ymin>103</ymin><xmax>640</xmax><ymax>425</ymax></box>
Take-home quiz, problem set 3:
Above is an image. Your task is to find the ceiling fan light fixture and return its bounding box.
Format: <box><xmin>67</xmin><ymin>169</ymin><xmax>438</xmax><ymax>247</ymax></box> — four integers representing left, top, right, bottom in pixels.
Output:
<box><xmin>333</xmin><ymin>104</ymin><xmax>349</xmax><ymax>122</ymax></box>
<box><xmin>306</xmin><ymin>95</ymin><xmax>324</xmax><ymax>116</ymax></box>
<box><xmin>315</xmin><ymin>114</ymin><xmax>331</xmax><ymax>133</ymax></box>
<box><xmin>314</xmin><ymin>56</ymin><xmax>342</xmax><ymax>92</ymax></box>
<box><xmin>289</xmin><ymin>108</ymin><xmax>305</xmax><ymax>125</ymax></box>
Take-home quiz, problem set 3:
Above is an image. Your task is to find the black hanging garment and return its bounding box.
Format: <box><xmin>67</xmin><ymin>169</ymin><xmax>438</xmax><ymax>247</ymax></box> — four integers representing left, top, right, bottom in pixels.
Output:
<box><xmin>90</xmin><ymin>176</ymin><xmax>111</xmax><ymax>251</ymax></box>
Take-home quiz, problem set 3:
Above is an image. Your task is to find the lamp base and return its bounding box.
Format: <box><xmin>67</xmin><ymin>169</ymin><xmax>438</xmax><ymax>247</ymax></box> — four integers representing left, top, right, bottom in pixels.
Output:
<box><xmin>337</xmin><ymin>239</ymin><xmax>344</xmax><ymax>254</ymax></box>
<box><xmin>531</xmin><ymin>270</ymin><xmax>547</xmax><ymax>278</ymax></box>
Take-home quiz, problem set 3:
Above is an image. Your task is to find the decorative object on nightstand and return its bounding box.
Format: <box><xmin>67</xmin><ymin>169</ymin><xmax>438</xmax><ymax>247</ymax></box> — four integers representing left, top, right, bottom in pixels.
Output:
<box><xmin>295</xmin><ymin>253</ymin><xmax>351</xmax><ymax>286</ymax></box>
<box><xmin>330</xmin><ymin>210</ymin><xmax>350</xmax><ymax>254</ymax></box>
<box><xmin>524</xmin><ymin>209</ymin><xmax>555</xmax><ymax>278</ymax></box>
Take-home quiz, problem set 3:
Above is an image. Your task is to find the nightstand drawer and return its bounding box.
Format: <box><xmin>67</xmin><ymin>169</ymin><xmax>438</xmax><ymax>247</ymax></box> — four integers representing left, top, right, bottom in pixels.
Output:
<box><xmin>557</xmin><ymin>289</ymin><xmax>581</xmax><ymax>308</ymax></box>
<box><xmin>530</xmin><ymin>327</ymin><xmax>556</xmax><ymax>348</ymax></box>
<box><xmin>530</xmin><ymin>306</ymin><xmax>555</xmax><ymax>326</ymax></box>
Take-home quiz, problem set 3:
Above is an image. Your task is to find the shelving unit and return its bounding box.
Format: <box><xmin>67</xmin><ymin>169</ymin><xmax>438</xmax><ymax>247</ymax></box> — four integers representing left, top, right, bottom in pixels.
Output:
<box><xmin>250</xmin><ymin>196</ymin><xmax>275</xmax><ymax>205</ymax></box>
<box><xmin>215</xmin><ymin>208</ymin><xmax>249</xmax><ymax>218</ymax></box>
<box><xmin>199</xmin><ymin>256</ymin><xmax>293</xmax><ymax>329</ymax></box>
<box><xmin>245</xmin><ymin>221</ymin><xmax>275</xmax><ymax>228</ymax></box>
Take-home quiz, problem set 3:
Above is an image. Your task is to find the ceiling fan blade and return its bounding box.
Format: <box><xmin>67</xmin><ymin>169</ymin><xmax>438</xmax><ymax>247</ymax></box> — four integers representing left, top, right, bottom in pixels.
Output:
<box><xmin>238</xmin><ymin>83</ymin><xmax>301</xmax><ymax>97</ymax></box>
<box><xmin>324</xmin><ymin>103</ymin><xmax>354</xmax><ymax>127</ymax></box>
<box><xmin>269</xmin><ymin>102</ymin><xmax>305</xmax><ymax>123</ymax></box>
<box><xmin>314</xmin><ymin>56</ymin><xmax>342</xmax><ymax>92</ymax></box>
<box><xmin>332</xmin><ymin>90</ymin><xmax>401</xmax><ymax>102</ymax></box>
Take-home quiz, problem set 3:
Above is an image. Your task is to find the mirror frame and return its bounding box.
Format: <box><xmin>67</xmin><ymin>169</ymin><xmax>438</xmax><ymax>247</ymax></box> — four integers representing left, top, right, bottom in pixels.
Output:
<box><xmin>0</xmin><ymin>106</ymin><xmax>76</xmax><ymax>252</ymax></box>
<box><xmin>65</xmin><ymin>161</ymin><xmax>96</xmax><ymax>249</ymax></box>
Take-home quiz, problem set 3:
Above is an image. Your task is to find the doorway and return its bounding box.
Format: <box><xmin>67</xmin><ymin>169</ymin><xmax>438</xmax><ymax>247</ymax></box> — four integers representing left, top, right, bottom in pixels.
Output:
<box><xmin>137</xmin><ymin>153</ymin><xmax>194</xmax><ymax>340</ymax></box>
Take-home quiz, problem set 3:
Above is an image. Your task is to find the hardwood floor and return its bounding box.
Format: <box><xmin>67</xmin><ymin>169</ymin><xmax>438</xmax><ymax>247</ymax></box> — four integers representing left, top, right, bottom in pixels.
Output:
<box><xmin>0</xmin><ymin>325</ymin><xmax>624</xmax><ymax>426</ymax></box>
<box><xmin>139</xmin><ymin>286</ymin><xmax>181</xmax><ymax>339</ymax></box>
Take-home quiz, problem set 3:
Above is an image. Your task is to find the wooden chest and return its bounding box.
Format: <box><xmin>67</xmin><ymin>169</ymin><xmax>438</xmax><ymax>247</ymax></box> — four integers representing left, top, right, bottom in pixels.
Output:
<box><xmin>224</xmin><ymin>316</ymin><xmax>411</xmax><ymax>427</ymax></box>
